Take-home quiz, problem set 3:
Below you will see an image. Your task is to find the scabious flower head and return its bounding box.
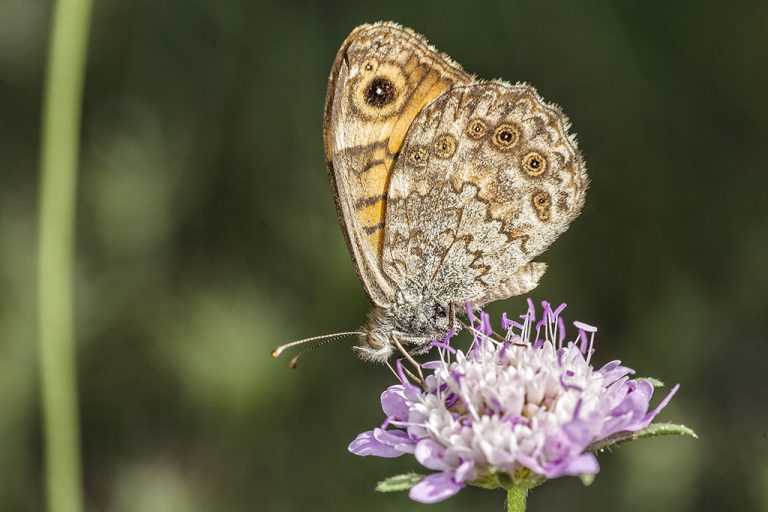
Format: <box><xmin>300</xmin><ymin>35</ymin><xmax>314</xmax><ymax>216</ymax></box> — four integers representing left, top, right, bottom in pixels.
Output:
<box><xmin>349</xmin><ymin>300</ymin><xmax>680</xmax><ymax>504</ymax></box>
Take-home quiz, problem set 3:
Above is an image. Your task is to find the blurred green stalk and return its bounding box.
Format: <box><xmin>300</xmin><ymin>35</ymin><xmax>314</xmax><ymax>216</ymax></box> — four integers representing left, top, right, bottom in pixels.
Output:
<box><xmin>37</xmin><ymin>0</ymin><xmax>93</xmax><ymax>511</ymax></box>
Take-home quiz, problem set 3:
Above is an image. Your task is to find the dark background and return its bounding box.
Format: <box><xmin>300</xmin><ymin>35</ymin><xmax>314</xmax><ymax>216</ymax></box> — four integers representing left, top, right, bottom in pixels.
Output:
<box><xmin>2</xmin><ymin>1</ymin><xmax>767</xmax><ymax>510</ymax></box>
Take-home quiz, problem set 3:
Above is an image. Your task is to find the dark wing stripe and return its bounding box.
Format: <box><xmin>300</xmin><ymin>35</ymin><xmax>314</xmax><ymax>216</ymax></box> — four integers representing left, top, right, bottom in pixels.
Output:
<box><xmin>355</xmin><ymin>194</ymin><xmax>387</xmax><ymax>209</ymax></box>
<box><xmin>363</xmin><ymin>222</ymin><xmax>386</xmax><ymax>234</ymax></box>
<box><xmin>359</xmin><ymin>159</ymin><xmax>386</xmax><ymax>174</ymax></box>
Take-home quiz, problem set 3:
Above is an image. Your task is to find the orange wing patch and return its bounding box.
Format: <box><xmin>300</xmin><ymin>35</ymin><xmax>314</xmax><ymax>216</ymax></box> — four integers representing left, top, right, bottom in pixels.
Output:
<box><xmin>352</xmin><ymin>71</ymin><xmax>460</xmax><ymax>253</ymax></box>
<box><xmin>324</xmin><ymin>22</ymin><xmax>471</xmax><ymax>298</ymax></box>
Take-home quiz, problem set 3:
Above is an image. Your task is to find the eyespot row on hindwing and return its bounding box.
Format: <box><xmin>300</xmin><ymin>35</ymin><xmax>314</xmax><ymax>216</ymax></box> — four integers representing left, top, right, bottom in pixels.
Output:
<box><xmin>465</xmin><ymin>117</ymin><xmax>550</xmax><ymax>179</ymax></box>
<box><xmin>406</xmin><ymin>133</ymin><xmax>459</xmax><ymax>166</ymax></box>
<box><xmin>464</xmin><ymin>118</ymin><xmax>523</xmax><ymax>151</ymax></box>
<box><xmin>408</xmin><ymin>123</ymin><xmax>550</xmax><ymax>180</ymax></box>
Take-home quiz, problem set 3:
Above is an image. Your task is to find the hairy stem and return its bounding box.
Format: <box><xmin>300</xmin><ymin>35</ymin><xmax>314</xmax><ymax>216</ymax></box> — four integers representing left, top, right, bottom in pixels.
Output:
<box><xmin>506</xmin><ymin>487</ymin><xmax>528</xmax><ymax>512</ymax></box>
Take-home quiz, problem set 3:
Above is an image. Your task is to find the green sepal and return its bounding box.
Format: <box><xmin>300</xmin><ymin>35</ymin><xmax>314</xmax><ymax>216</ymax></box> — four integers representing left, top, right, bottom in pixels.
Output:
<box><xmin>468</xmin><ymin>469</ymin><xmax>545</xmax><ymax>491</ymax></box>
<box><xmin>635</xmin><ymin>377</ymin><xmax>665</xmax><ymax>388</ymax></box>
<box><xmin>589</xmin><ymin>422</ymin><xmax>698</xmax><ymax>452</ymax></box>
<box><xmin>468</xmin><ymin>473</ymin><xmax>502</xmax><ymax>490</ymax></box>
<box><xmin>375</xmin><ymin>472</ymin><xmax>425</xmax><ymax>493</ymax></box>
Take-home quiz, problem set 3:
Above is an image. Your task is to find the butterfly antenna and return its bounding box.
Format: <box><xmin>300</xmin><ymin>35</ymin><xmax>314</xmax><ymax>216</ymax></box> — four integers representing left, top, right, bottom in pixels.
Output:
<box><xmin>271</xmin><ymin>331</ymin><xmax>364</xmax><ymax>365</ymax></box>
<box><xmin>287</xmin><ymin>333</ymin><xmax>364</xmax><ymax>369</ymax></box>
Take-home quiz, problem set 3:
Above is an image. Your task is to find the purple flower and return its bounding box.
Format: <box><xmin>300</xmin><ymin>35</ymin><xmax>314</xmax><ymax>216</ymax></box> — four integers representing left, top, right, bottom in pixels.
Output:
<box><xmin>349</xmin><ymin>300</ymin><xmax>681</xmax><ymax>503</ymax></box>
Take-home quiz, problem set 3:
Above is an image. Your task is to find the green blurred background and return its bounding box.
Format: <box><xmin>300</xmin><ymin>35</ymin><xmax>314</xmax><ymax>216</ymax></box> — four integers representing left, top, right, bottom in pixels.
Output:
<box><xmin>2</xmin><ymin>0</ymin><xmax>767</xmax><ymax>510</ymax></box>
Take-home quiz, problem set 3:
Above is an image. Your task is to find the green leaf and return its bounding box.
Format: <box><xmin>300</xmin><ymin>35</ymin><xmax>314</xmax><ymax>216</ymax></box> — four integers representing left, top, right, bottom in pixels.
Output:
<box><xmin>589</xmin><ymin>422</ymin><xmax>698</xmax><ymax>452</ymax></box>
<box><xmin>636</xmin><ymin>377</ymin><xmax>665</xmax><ymax>388</ymax></box>
<box><xmin>375</xmin><ymin>473</ymin><xmax>425</xmax><ymax>493</ymax></box>
<box><xmin>639</xmin><ymin>422</ymin><xmax>698</xmax><ymax>438</ymax></box>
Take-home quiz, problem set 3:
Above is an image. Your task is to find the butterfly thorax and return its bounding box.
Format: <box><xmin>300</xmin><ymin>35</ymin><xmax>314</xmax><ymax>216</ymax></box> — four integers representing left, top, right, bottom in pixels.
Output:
<box><xmin>358</xmin><ymin>301</ymin><xmax>456</xmax><ymax>362</ymax></box>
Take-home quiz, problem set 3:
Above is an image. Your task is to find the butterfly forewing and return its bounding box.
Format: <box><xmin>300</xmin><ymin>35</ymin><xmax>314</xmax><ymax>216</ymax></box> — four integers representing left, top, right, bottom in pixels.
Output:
<box><xmin>323</xmin><ymin>22</ymin><xmax>470</xmax><ymax>305</ymax></box>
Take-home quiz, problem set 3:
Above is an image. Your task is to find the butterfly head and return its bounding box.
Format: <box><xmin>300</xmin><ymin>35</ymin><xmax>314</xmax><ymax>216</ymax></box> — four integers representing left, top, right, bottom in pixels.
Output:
<box><xmin>357</xmin><ymin>302</ymin><xmax>457</xmax><ymax>363</ymax></box>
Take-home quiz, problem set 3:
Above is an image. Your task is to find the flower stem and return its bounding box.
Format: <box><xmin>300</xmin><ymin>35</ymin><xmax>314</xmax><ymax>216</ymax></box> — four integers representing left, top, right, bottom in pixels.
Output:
<box><xmin>506</xmin><ymin>487</ymin><xmax>528</xmax><ymax>512</ymax></box>
<box><xmin>37</xmin><ymin>0</ymin><xmax>93</xmax><ymax>511</ymax></box>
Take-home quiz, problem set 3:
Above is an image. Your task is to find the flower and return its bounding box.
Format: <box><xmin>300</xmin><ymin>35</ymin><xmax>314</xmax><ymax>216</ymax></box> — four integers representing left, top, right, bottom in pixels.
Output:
<box><xmin>348</xmin><ymin>300</ymin><xmax>680</xmax><ymax>504</ymax></box>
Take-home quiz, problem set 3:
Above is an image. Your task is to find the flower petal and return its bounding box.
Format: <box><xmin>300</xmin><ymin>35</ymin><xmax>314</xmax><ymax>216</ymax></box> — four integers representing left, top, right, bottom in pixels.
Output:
<box><xmin>599</xmin><ymin>361</ymin><xmax>634</xmax><ymax>386</ymax></box>
<box><xmin>563</xmin><ymin>418</ymin><xmax>595</xmax><ymax>446</ymax></box>
<box><xmin>611</xmin><ymin>383</ymin><xmax>650</xmax><ymax>418</ymax></box>
<box><xmin>635</xmin><ymin>379</ymin><xmax>654</xmax><ymax>401</ymax></box>
<box><xmin>380</xmin><ymin>387</ymin><xmax>409</xmax><ymax>421</ymax></box>
<box><xmin>373</xmin><ymin>427</ymin><xmax>410</xmax><ymax>446</ymax></box>
<box><xmin>545</xmin><ymin>453</ymin><xmax>600</xmax><ymax>478</ymax></box>
<box><xmin>454</xmin><ymin>460</ymin><xmax>475</xmax><ymax>482</ymax></box>
<box><xmin>408</xmin><ymin>472</ymin><xmax>464</xmax><ymax>504</ymax></box>
<box><xmin>373</xmin><ymin>428</ymin><xmax>417</xmax><ymax>453</ymax></box>
<box><xmin>517</xmin><ymin>454</ymin><xmax>546</xmax><ymax>475</ymax></box>
<box><xmin>415</xmin><ymin>439</ymin><xmax>452</xmax><ymax>471</ymax></box>
<box><xmin>488</xmin><ymin>448</ymin><xmax>517</xmax><ymax>470</ymax></box>
<box><xmin>348</xmin><ymin>431</ymin><xmax>403</xmax><ymax>458</ymax></box>
<box><xmin>636</xmin><ymin>384</ymin><xmax>680</xmax><ymax>429</ymax></box>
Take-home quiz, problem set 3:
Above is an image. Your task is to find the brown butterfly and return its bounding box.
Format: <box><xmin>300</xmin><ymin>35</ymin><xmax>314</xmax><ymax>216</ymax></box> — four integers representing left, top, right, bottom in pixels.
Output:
<box><xmin>273</xmin><ymin>22</ymin><xmax>587</xmax><ymax>368</ymax></box>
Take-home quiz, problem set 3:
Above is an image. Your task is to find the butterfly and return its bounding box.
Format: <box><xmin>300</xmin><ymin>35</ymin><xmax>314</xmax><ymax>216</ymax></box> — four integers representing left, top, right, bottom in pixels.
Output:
<box><xmin>274</xmin><ymin>22</ymin><xmax>588</xmax><ymax>367</ymax></box>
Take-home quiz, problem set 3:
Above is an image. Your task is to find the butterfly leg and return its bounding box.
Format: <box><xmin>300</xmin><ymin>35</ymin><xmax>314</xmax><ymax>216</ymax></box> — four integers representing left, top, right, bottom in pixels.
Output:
<box><xmin>393</xmin><ymin>338</ymin><xmax>425</xmax><ymax>384</ymax></box>
<box><xmin>388</xmin><ymin>357</ymin><xmax>424</xmax><ymax>388</ymax></box>
<box><xmin>384</xmin><ymin>360</ymin><xmax>400</xmax><ymax>381</ymax></box>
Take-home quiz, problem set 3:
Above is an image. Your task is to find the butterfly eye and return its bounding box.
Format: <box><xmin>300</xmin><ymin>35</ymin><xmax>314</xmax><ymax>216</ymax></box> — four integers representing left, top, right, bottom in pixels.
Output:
<box><xmin>364</xmin><ymin>77</ymin><xmax>396</xmax><ymax>107</ymax></box>
<box><xmin>522</xmin><ymin>151</ymin><xmax>547</xmax><ymax>177</ymax></box>
<box><xmin>409</xmin><ymin>146</ymin><xmax>429</xmax><ymax>165</ymax></box>
<box><xmin>532</xmin><ymin>190</ymin><xmax>552</xmax><ymax>221</ymax></box>
<box><xmin>466</xmin><ymin>119</ymin><xmax>487</xmax><ymax>139</ymax></box>
<box><xmin>434</xmin><ymin>134</ymin><xmax>457</xmax><ymax>159</ymax></box>
<box><xmin>492</xmin><ymin>124</ymin><xmax>521</xmax><ymax>149</ymax></box>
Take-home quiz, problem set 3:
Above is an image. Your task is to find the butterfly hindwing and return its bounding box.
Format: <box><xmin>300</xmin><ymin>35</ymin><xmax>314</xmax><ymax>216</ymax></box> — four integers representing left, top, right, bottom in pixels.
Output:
<box><xmin>382</xmin><ymin>82</ymin><xmax>588</xmax><ymax>307</ymax></box>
